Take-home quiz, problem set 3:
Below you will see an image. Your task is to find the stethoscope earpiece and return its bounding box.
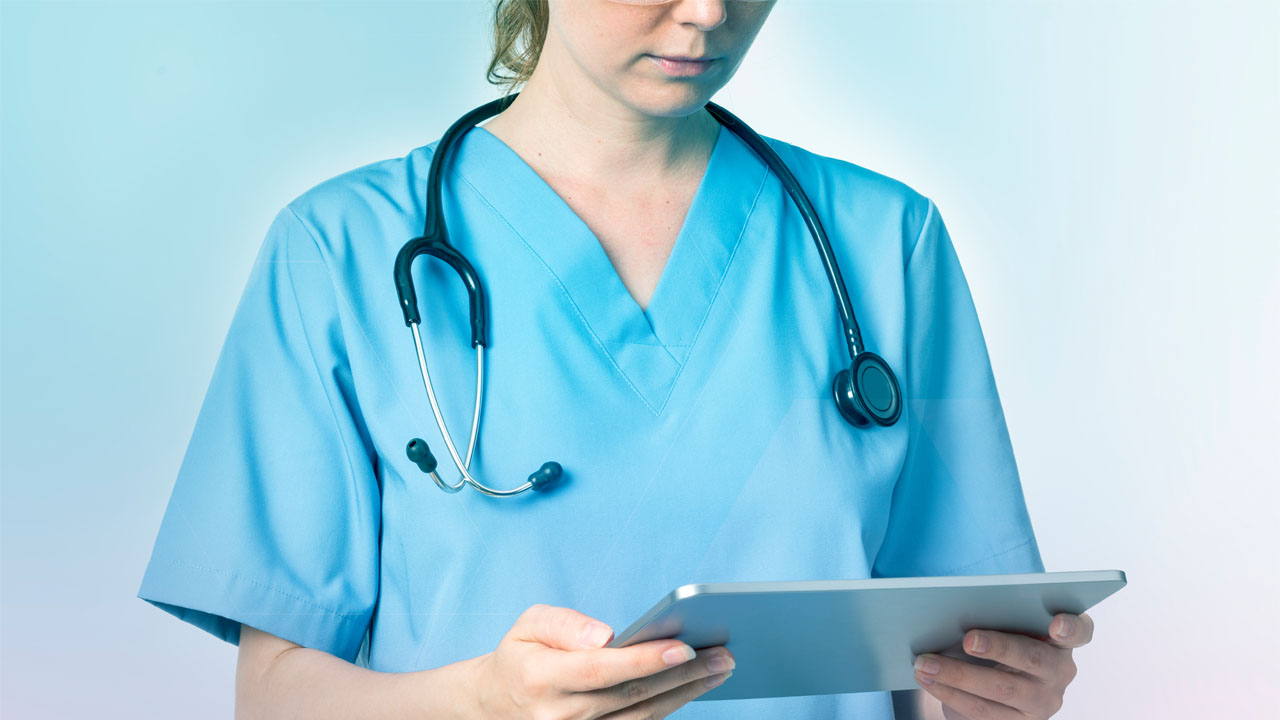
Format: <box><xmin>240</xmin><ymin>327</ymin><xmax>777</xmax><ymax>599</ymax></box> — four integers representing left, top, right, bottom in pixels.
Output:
<box><xmin>529</xmin><ymin>462</ymin><xmax>563</xmax><ymax>492</ymax></box>
<box><xmin>406</xmin><ymin>439</ymin><xmax>437</xmax><ymax>474</ymax></box>
<box><xmin>832</xmin><ymin>351</ymin><xmax>902</xmax><ymax>428</ymax></box>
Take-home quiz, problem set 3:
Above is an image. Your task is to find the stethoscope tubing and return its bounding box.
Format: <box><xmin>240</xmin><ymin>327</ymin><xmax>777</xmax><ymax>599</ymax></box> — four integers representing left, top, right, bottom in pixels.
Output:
<box><xmin>702</xmin><ymin>102</ymin><xmax>865</xmax><ymax>357</ymax></box>
<box><xmin>411</xmin><ymin>324</ymin><xmax>543</xmax><ymax>497</ymax></box>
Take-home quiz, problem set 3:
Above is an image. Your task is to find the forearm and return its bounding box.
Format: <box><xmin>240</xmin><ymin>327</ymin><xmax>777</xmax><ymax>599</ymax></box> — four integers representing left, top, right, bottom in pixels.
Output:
<box><xmin>236</xmin><ymin>644</ymin><xmax>489</xmax><ymax>720</ymax></box>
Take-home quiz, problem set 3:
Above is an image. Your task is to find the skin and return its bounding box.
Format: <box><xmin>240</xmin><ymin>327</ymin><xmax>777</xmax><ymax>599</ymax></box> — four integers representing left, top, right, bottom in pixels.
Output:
<box><xmin>471</xmin><ymin>603</ymin><xmax>735</xmax><ymax>718</ymax></box>
<box><xmin>913</xmin><ymin>612</ymin><xmax>1096</xmax><ymax>719</ymax></box>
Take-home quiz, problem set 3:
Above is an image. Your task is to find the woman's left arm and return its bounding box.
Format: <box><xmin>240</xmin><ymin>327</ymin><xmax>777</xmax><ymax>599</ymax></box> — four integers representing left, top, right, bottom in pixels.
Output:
<box><xmin>912</xmin><ymin>612</ymin><xmax>1095</xmax><ymax>719</ymax></box>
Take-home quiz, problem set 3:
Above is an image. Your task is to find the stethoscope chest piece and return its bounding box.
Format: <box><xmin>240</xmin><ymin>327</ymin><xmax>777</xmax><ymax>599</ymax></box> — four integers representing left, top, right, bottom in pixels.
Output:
<box><xmin>832</xmin><ymin>351</ymin><xmax>902</xmax><ymax>427</ymax></box>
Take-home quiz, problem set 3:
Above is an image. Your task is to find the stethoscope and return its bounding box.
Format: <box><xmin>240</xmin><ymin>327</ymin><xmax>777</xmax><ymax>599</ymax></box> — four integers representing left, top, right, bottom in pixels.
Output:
<box><xmin>393</xmin><ymin>93</ymin><xmax>902</xmax><ymax>499</ymax></box>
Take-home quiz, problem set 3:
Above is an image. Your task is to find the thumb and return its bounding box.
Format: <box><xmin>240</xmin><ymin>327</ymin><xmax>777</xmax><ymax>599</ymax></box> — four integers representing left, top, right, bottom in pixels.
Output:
<box><xmin>514</xmin><ymin>603</ymin><xmax>614</xmax><ymax>651</ymax></box>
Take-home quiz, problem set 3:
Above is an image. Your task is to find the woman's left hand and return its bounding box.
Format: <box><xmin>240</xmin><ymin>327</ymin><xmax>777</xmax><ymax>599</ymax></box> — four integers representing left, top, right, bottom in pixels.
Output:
<box><xmin>912</xmin><ymin>612</ymin><xmax>1094</xmax><ymax>719</ymax></box>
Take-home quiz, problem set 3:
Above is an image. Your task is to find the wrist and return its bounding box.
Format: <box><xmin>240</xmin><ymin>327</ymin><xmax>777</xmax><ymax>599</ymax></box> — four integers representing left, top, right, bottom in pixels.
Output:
<box><xmin>401</xmin><ymin>650</ymin><xmax>492</xmax><ymax>720</ymax></box>
<box><xmin>453</xmin><ymin>651</ymin><xmax>492</xmax><ymax>720</ymax></box>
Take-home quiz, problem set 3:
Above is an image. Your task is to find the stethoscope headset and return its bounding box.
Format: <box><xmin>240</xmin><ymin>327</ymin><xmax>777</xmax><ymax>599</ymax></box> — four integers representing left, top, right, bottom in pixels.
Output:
<box><xmin>393</xmin><ymin>93</ymin><xmax>902</xmax><ymax>499</ymax></box>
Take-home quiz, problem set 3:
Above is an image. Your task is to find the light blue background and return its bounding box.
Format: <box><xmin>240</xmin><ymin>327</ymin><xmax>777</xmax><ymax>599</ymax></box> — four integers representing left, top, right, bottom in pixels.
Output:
<box><xmin>2</xmin><ymin>0</ymin><xmax>1276</xmax><ymax>717</ymax></box>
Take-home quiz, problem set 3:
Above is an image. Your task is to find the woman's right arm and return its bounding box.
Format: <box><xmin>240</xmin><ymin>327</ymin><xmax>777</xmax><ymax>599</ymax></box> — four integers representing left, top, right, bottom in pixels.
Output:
<box><xmin>236</xmin><ymin>604</ymin><xmax>733</xmax><ymax>719</ymax></box>
<box><xmin>236</xmin><ymin>623</ymin><xmax>485</xmax><ymax>720</ymax></box>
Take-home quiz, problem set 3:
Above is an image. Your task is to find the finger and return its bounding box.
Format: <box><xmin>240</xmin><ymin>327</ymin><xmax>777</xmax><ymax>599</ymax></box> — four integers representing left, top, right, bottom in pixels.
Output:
<box><xmin>545</xmin><ymin>638</ymin><xmax>709</xmax><ymax>693</ymax></box>
<box><xmin>599</xmin><ymin>668</ymin><xmax>733</xmax><ymax>719</ymax></box>
<box><xmin>913</xmin><ymin>652</ymin><xmax>1040</xmax><ymax>713</ymax></box>
<box><xmin>511</xmin><ymin>603</ymin><xmax>614</xmax><ymax>651</ymax></box>
<box><xmin>1047</xmin><ymin>611</ymin><xmax>1095</xmax><ymax>649</ymax></box>
<box><xmin>961</xmin><ymin>628</ymin><xmax>1070</xmax><ymax>682</ymax></box>
<box><xmin>915</xmin><ymin>670</ymin><xmax>1023</xmax><ymax>720</ymax></box>
<box><xmin>588</xmin><ymin>647</ymin><xmax>733</xmax><ymax>712</ymax></box>
<box><xmin>558</xmin><ymin>640</ymin><xmax>732</xmax><ymax>696</ymax></box>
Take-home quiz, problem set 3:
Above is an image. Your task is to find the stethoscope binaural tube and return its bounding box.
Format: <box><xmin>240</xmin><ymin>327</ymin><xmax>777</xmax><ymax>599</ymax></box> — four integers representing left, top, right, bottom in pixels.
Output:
<box><xmin>401</xmin><ymin>322</ymin><xmax>562</xmax><ymax>497</ymax></box>
<box><xmin>394</xmin><ymin>93</ymin><xmax>901</xmax><ymax>499</ymax></box>
<box><xmin>395</xmin><ymin>93</ymin><xmax>562</xmax><ymax>498</ymax></box>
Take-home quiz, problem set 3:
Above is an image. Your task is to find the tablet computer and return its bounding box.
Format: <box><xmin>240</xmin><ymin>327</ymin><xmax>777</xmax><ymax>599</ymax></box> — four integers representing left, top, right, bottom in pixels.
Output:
<box><xmin>605</xmin><ymin>570</ymin><xmax>1127</xmax><ymax>701</ymax></box>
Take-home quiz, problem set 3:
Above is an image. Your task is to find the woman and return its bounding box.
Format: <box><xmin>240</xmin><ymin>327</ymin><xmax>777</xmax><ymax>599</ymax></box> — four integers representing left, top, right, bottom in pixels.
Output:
<box><xmin>137</xmin><ymin>0</ymin><xmax>1094</xmax><ymax>717</ymax></box>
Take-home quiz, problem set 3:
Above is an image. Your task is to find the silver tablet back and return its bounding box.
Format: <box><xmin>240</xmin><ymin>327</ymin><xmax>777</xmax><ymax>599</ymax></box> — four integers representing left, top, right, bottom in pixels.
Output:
<box><xmin>606</xmin><ymin>570</ymin><xmax>1127</xmax><ymax>701</ymax></box>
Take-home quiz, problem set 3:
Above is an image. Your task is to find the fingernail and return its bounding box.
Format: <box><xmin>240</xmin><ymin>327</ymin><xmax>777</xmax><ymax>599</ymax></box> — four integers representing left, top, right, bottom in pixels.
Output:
<box><xmin>970</xmin><ymin>632</ymin><xmax>989</xmax><ymax>654</ymax></box>
<box><xmin>1055</xmin><ymin>617</ymin><xmax>1073</xmax><ymax>638</ymax></box>
<box><xmin>708</xmin><ymin>650</ymin><xmax>735</xmax><ymax>673</ymax></box>
<box><xmin>662</xmin><ymin>644</ymin><xmax>696</xmax><ymax>666</ymax></box>
<box><xmin>913</xmin><ymin>654</ymin><xmax>940</xmax><ymax>675</ymax></box>
<box><xmin>580</xmin><ymin>621</ymin><xmax>611</xmax><ymax>647</ymax></box>
<box><xmin>705</xmin><ymin>671</ymin><xmax>732</xmax><ymax>689</ymax></box>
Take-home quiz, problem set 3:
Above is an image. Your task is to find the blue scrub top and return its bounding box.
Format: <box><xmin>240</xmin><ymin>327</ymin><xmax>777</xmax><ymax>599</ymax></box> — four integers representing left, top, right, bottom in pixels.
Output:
<box><xmin>138</xmin><ymin>119</ymin><xmax>1043</xmax><ymax>718</ymax></box>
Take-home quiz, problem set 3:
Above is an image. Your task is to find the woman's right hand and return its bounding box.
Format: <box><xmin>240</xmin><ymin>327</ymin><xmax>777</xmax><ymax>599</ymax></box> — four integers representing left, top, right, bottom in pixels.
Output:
<box><xmin>470</xmin><ymin>603</ymin><xmax>735</xmax><ymax>719</ymax></box>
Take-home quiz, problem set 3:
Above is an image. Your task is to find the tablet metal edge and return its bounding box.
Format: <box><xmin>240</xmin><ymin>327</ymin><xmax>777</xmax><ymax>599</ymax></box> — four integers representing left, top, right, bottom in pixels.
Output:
<box><xmin>607</xmin><ymin>570</ymin><xmax>1126</xmax><ymax>649</ymax></box>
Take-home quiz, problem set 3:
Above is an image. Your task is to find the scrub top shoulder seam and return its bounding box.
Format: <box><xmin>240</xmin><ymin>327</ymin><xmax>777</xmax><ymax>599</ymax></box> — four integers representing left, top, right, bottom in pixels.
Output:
<box><xmin>280</xmin><ymin>205</ymin><xmax>376</xmax><ymax>499</ymax></box>
<box><xmin>284</xmin><ymin>158</ymin><xmax>456</xmax><ymax>443</ymax></box>
<box><xmin>903</xmin><ymin>196</ymin><xmax>939</xmax><ymax>272</ymax></box>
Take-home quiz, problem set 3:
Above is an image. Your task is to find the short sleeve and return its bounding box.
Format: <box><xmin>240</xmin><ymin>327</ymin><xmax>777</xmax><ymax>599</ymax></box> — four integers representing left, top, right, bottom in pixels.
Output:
<box><xmin>136</xmin><ymin>206</ymin><xmax>380</xmax><ymax>662</ymax></box>
<box><xmin>871</xmin><ymin>198</ymin><xmax>1044</xmax><ymax>578</ymax></box>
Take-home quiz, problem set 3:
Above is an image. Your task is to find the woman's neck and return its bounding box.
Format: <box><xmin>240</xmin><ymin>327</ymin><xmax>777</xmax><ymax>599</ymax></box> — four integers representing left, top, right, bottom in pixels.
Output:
<box><xmin>478</xmin><ymin>40</ymin><xmax>719</xmax><ymax>193</ymax></box>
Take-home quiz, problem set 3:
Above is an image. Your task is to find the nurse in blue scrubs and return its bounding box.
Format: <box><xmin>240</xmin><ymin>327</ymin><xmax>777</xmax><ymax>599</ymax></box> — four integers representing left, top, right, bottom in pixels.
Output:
<box><xmin>138</xmin><ymin>0</ymin><xmax>1097</xmax><ymax>718</ymax></box>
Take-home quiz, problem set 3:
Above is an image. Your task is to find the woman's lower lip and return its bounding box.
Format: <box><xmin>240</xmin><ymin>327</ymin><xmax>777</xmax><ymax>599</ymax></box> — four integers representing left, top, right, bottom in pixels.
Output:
<box><xmin>647</xmin><ymin>55</ymin><xmax>716</xmax><ymax>77</ymax></box>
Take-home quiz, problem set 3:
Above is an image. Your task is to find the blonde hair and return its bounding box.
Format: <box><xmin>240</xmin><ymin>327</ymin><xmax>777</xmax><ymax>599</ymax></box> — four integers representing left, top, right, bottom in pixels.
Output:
<box><xmin>487</xmin><ymin>0</ymin><xmax>550</xmax><ymax>97</ymax></box>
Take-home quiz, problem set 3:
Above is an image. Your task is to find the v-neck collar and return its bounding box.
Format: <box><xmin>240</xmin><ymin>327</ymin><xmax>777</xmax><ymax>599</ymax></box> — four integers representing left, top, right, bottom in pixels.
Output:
<box><xmin>449</xmin><ymin>120</ymin><xmax>768</xmax><ymax>413</ymax></box>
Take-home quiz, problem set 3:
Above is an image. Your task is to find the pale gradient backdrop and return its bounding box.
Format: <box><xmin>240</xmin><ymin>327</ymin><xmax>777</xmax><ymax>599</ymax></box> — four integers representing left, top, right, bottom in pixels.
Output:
<box><xmin>2</xmin><ymin>1</ymin><xmax>1276</xmax><ymax>717</ymax></box>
